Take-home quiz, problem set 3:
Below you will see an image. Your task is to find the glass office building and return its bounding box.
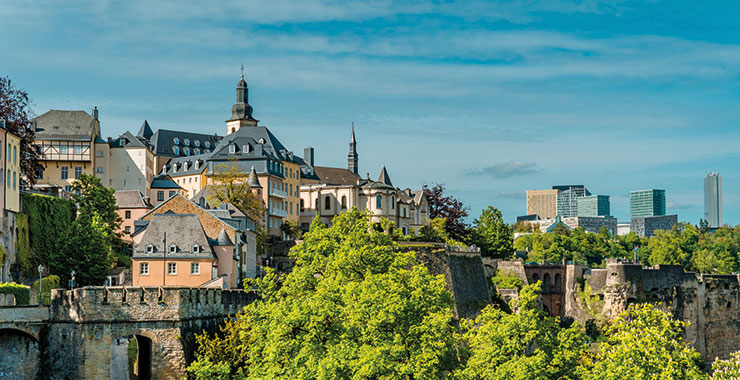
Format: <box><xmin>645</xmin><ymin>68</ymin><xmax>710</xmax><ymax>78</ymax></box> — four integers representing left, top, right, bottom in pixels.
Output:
<box><xmin>704</xmin><ymin>173</ymin><xmax>722</xmax><ymax>228</ymax></box>
<box><xmin>629</xmin><ymin>189</ymin><xmax>666</xmax><ymax>219</ymax></box>
<box><xmin>577</xmin><ymin>195</ymin><xmax>610</xmax><ymax>217</ymax></box>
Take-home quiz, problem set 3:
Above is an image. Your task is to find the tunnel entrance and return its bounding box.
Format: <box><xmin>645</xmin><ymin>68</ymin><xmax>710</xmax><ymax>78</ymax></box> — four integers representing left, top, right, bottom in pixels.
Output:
<box><xmin>110</xmin><ymin>334</ymin><xmax>152</xmax><ymax>380</ymax></box>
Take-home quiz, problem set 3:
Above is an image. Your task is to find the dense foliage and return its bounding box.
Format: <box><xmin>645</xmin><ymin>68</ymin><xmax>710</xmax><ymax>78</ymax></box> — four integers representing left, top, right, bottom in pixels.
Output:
<box><xmin>49</xmin><ymin>213</ymin><xmax>112</xmax><ymax>286</ymax></box>
<box><xmin>208</xmin><ymin>161</ymin><xmax>265</xmax><ymax>222</ymax></box>
<box><xmin>491</xmin><ymin>270</ymin><xmax>525</xmax><ymax>290</ymax></box>
<box><xmin>14</xmin><ymin>213</ymin><xmax>31</xmax><ymax>277</ymax></box>
<box><xmin>423</xmin><ymin>183</ymin><xmax>470</xmax><ymax>241</ymax></box>
<box><xmin>72</xmin><ymin>173</ymin><xmax>122</xmax><ymax>247</ymax></box>
<box><xmin>469</xmin><ymin>206</ymin><xmax>514</xmax><ymax>258</ymax></box>
<box><xmin>20</xmin><ymin>193</ymin><xmax>76</xmax><ymax>276</ymax></box>
<box><xmin>32</xmin><ymin>275</ymin><xmax>60</xmax><ymax>305</ymax></box>
<box><xmin>0</xmin><ymin>282</ymin><xmax>30</xmax><ymax>305</ymax></box>
<box><xmin>0</xmin><ymin>76</ymin><xmax>39</xmax><ymax>184</ymax></box>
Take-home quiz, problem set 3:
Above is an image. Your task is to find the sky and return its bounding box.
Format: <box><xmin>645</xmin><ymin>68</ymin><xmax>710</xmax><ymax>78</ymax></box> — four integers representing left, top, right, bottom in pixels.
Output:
<box><xmin>3</xmin><ymin>0</ymin><xmax>740</xmax><ymax>225</ymax></box>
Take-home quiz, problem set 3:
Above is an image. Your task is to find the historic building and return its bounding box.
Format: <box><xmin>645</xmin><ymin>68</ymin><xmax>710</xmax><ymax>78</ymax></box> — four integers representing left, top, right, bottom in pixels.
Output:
<box><xmin>0</xmin><ymin>122</ymin><xmax>22</xmax><ymax>282</ymax></box>
<box><xmin>138</xmin><ymin>121</ymin><xmax>221</xmax><ymax>174</ymax></box>
<box><xmin>148</xmin><ymin>174</ymin><xmax>184</xmax><ymax>207</ymax></box>
<box><xmin>103</xmin><ymin>130</ymin><xmax>155</xmax><ymax>194</ymax></box>
<box><xmin>114</xmin><ymin>190</ymin><xmax>152</xmax><ymax>243</ymax></box>
<box><xmin>31</xmin><ymin>108</ymin><xmax>105</xmax><ymax>193</ymax></box>
<box><xmin>162</xmin><ymin>153</ymin><xmax>208</xmax><ymax>198</ymax></box>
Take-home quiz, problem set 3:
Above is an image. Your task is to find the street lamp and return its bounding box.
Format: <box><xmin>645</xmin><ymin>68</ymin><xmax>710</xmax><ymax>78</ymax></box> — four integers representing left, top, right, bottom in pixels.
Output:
<box><xmin>69</xmin><ymin>270</ymin><xmax>76</xmax><ymax>289</ymax></box>
<box><xmin>37</xmin><ymin>264</ymin><xmax>44</xmax><ymax>305</ymax></box>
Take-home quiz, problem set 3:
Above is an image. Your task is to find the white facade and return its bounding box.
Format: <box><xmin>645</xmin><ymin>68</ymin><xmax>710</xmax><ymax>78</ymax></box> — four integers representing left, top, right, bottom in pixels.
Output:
<box><xmin>108</xmin><ymin>146</ymin><xmax>155</xmax><ymax>194</ymax></box>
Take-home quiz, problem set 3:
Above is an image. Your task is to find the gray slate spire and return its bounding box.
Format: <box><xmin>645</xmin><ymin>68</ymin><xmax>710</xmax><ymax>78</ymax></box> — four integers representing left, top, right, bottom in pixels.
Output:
<box><xmin>377</xmin><ymin>165</ymin><xmax>392</xmax><ymax>187</ymax></box>
<box><xmin>215</xmin><ymin>226</ymin><xmax>234</xmax><ymax>246</ymax></box>
<box><xmin>247</xmin><ymin>166</ymin><xmax>262</xmax><ymax>188</ymax></box>
<box><xmin>230</xmin><ymin>74</ymin><xmax>257</xmax><ymax>122</ymax></box>
<box><xmin>348</xmin><ymin>123</ymin><xmax>358</xmax><ymax>175</ymax></box>
<box><xmin>137</xmin><ymin>120</ymin><xmax>154</xmax><ymax>140</ymax></box>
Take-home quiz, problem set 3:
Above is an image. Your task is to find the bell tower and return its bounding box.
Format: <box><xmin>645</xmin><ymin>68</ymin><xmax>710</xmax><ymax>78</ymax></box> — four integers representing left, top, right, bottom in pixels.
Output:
<box><xmin>348</xmin><ymin>123</ymin><xmax>358</xmax><ymax>175</ymax></box>
<box><xmin>226</xmin><ymin>65</ymin><xmax>258</xmax><ymax>135</ymax></box>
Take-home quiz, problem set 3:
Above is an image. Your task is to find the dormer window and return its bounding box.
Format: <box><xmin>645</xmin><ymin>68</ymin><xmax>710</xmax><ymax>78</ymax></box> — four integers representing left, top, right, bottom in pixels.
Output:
<box><xmin>184</xmin><ymin>138</ymin><xmax>190</xmax><ymax>146</ymax></box>
<box><xmin>258</xmin><ymin>138</ymin><xmax>266</xmax><ymax>144</ymax></box>
<box><xmin>229</xmin><ymin>145</ymin><xmax>236</xmax><ymax>154</ymax></box>
<box><xmin>194</xmin><ymin>148</ymin><xmax>200</xmax><ymax>155</ymax></box>
<box><xmin>173</xmin><ymin>164</ymin><xmax>177</xmax><ymax>173</ymax></box>
<box><xmin>192</xmin><ymin>244</ymin><xmax>200</xmax><ymax>253</ymax></box>
<box><xmin>183</xmin><ymin>147</ymin><xmax>191</xmax><ymax>156</ymax></box>
<box><xmin>169</xmin><ymin>244</ymin><xmax>177</xmax><ymax>253</ymax></box>
<box><xmin>194</xmin><ymin>140</ymin><xmax>201</xmax><ymax>147</ymax></box>
<box><xmin>195</xmin><ymin>160</ymin><xmax>200</xmax><ymax>169</ymax></box>
<box><xmin>243</xmin><ymin>144</ymin><xmax>250</xmax><ymax>153</ymax></box>
<box><xmin>173</xmin><ymin>146</ymin><xmax>180</xmax><ymax>155</ymax></box>
<box><xmin>204</xmin><ymin>149</ymin><xmax>211</xmax><ymax>153</ymax></box>
<box><xmin>145</xmin><ymin>244</ymin><xmax>154</xmax><ymax>254</ymax></box>
<box><xmin>173</xmin><ymin>137</ymin><xmax>180</xmax><ymax>145</ymax></box>
<box><xmin>204</xmin><ymin>141</ymin><xmax>211</xmax><ymax>149</ymax></box>
<box><xmin>184</xmin><ymin>162</ymin><xmax>189</xmax><ymax>170</ymax></box>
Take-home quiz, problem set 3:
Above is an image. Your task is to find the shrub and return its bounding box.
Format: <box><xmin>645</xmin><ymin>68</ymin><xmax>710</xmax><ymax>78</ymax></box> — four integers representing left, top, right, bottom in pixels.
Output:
<box><xmin>491</xmin><ymin>270</ymin><xmax>525</xmax><ymax>289</ymax></box>
<box><xmin>0</xmin><ymin>282</ymin><xmax>31</xmax><ymax>305</ymax></box>
<box><xmin>32</xmin><ymin>275</ymin><xmax>60</xmax><ymax>305</ymax></box>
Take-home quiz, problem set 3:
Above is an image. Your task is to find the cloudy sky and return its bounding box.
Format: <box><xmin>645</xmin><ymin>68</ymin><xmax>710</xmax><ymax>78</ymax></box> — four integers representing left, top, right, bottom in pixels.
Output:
<box><xmin>3</xmin><ymin>0</ymin><xmax>740</xmax><ymax>224</ymax></box>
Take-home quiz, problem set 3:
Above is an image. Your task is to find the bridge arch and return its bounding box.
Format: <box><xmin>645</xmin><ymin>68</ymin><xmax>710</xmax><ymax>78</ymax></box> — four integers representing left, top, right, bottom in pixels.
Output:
<box><xmin>0</xmin><ymin>328</ymin><xmax>41</xmax><ymax>379</ymax></box>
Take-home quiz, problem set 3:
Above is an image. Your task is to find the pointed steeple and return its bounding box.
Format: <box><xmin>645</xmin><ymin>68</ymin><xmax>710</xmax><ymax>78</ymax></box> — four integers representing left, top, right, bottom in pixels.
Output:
<box><xmin>348</xmin><ymin>123</ymin><xmax>358</xmax><ymax>175</ymax></box>
<box><xmin>215</xmin><ymin>226</ymin><xmax>234</xmax><ymax>246</ymax></box>
<box><xmin>227</xmin><ymin>70</ymin><xmax>258</xmax><ymax>135</ymax></box>
<box><xmin>377</xmin><ymin>166</ymin><xmax>393</xmax><ymax>187</ymax></box>
<box><xmin>137</xmin><ymin>120</ymin><xmax>153</xmax><ymax>140</ymax></box>
<box><xmin>247</xmin><ymin>166</ymin><xmax>261</xmax><ymax>188</ymax></box>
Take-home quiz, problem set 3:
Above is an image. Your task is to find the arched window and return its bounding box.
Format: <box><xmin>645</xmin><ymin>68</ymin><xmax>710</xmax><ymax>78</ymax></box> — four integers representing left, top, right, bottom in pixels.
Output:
<box><xmin>324</xmin><ymin>196</ymin><xmax>331</xmax><ymax>210</ymax></box>
<box><xmin>194</xmin><ymin>140</ymin><xmax>201</xmax><ymax>147</ymax></box>
<box><xmin>376</xmin><ymin>195</ymin><xmax>382</xmax><ymax>209</ymax></box>
<box><xmin>543</xmin><ymin>273</ymin><xmax>552</xmax><ymax>293</ymax></box>
<box><xmin>341</xmin><ymin>195</ymin><xmax>347</xmax><ymax>209</ymax></box>
<box><xmin>300</xmin><ymin>199</ymin><xmax>305</xmax><ymax>212</ymax></box>
<box><xmin>402</xmin><ymin>226</ymin><xmax>407</xmax><ymax>235</ymax></box>
<box><xmin>554</xmin><ymin>273</ymin><xmax>562</xmax><ymax>292</ymax></box>
<box><xmin>391</xmin><ymin>197</ymin><xmax>395</xmax><ymax>209</ymax></box>
<box><xmin>173</xmin><ymin>137</ymin><xmax>180</xmax><ymax>145</ymax></box>
<box><xmin>194</xmin><ymin>148</ymin><xmax>200</xmax><ymax>155</ymax></box>
<box><xmin>231</xmin><ymin>127</ymin><xmax>235</xmax><ymax>133</ymax></box>
<box><xmin>184</xmin><ymin>147</ymin><xmax>190</xmax><ymax>156</ymax></box>
<box><xmin>532</xmin><ymin>273</ymin><xmax>539</xmax><ymax>283</ymax></box>
<box><xmin>184</xmin><ymin>138</ymin><xmax>190</xmax><ymax>146</ymax></box>
<box><xmin>204</xmin><ymin>141</ymin><xmax>211</xmax><ymax>149</ymax></box>
<box><xmin>172</xmin><ymin>146</ymin><xmax>180</xmax><ymax>155</ymax></box>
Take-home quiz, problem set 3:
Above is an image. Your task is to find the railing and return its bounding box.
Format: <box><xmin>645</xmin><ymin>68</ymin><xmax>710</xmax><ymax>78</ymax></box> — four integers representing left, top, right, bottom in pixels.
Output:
<box><xmin>268</xmin><ymin>188</ymin><xmax>287</xmax><ymax>199</ymax></box>
<box><xmin>269</xmin><ymin>207</ymin><xmax>287</xmax><ymax>218</ymax></box>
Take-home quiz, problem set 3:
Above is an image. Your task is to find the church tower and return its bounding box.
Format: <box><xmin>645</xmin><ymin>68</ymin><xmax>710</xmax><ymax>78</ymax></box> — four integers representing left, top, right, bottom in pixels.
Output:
<box><xmin>348</xmin><ymin>123</ymin><xmax>358</xmax><ymax>174</ymax></box>
<box><xmin>226</xmin><ymin>69</ymin><xmax>258</xmax><ymax>135</ymax></box>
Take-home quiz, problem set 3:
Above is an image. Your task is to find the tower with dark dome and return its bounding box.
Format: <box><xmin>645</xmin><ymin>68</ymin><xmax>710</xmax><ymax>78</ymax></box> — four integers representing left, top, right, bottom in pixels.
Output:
<box><xmin>226</xmin><ymin>72</ymin><xmax>258</xmax><ymax>135</ymax></box>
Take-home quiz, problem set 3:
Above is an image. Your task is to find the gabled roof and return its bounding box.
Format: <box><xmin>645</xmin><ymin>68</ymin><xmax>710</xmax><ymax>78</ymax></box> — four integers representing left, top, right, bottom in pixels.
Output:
<box><xmin>162</xmin><ymin>153</ymin><xmax>209</xmax><ymax>176</ymax></box>
<box><xmin>314</xmin><ymin>166</ymin><xmax>361</xmax><ymax>186</ymax></box>
<box><xmin>137</xmin><ymin>120</ymin><xmax>154</xmax><ymax>140</ymax></box>
<box><xmin>133</xmin><ymin>214</ymin><xmax>216</xmax><ymax>259</ymax></box>
<box><xmin>109</xmin><ymin>131</ymin><xmax>147</xmax><ymax>148</ymax></box>
<box><xmin>149</xmin><ymin>129</ymin><xmax>222</xmax><ymax>157</ymax></box>
<box><xmin>32</xmin><ymin>110</ymin><xmax>98</xmax><ymax>141</ymax></box>
<box><xmin>114</xmin><ymin>190</ymin><xmax>151</xmax><ymax>209</ymax></box>
<box><xmin>377</xmin><ymin>166</ymin><xmax>393</xmax><ymax>187</ymax></box>
<box><xmin>209</xmin><ymin>126</ymin><xmax>286</xmax><ymax>161</ymax></box>
<box><xmin>150</xmin><ymin>174</ymin><xmax>182</xmax><ymax>189</ymax></box>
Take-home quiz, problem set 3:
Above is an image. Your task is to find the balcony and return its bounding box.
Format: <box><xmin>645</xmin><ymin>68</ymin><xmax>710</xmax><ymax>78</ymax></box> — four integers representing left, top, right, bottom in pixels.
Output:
<box><xmin>269</xmin><ymin>207</ymin><xmax>287</xmax><ymax>218</ymax></box>
<box><xmin>268</xmin><ymin>187</ymin><xmax>287</xmax><ymax>199</ymax></box>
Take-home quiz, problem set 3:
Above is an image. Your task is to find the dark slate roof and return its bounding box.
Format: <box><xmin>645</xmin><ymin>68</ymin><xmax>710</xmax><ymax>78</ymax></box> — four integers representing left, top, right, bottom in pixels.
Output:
<box><xmin>314</xmin><ymin>166</ymin><xmax>361</xmax><ymax>186</ymax></box>
<box><xmin>247</xmin><ymin>166</ymin><xmax>261</xmax><ymax>188</ymax></box>
<box><xmin>192</xmin><ymin>186</ymin><xmax>249</xmax><ymax>219</ymax></box>
<box><xmin>137</xmin><ymin>120</ymin><xmax>154</xmax><ymax>140</ymax></box>
<box><xmin>114</xmin><ymin>190</ymin><xmax>151</xmax><ymax>209</ymax></box>
<box><xmin>32</xmin><ymin>110</ymin><xmax>98</xmax><ymax>140</ymax></box>
<box><xmin>213</xmin><ymin>227</ymin><xmax>234</xmax><ymax>246</ymax></box>
<box><xmin>150</xmin><ymin>174</ymin><xmax>182</xmax><ymax>189</ymax></box>
<box><xmin>109</xmin><ymin>131</ymin><xmax>147</xmax><ymax>148</ymax></box>
<box><xmin>161</xmin><ymin>153</ymin><xmax>209</xmax><ymax>176</ymax></box>
<box><xmin>149</xmin><ymin>129</ymin><xmax>222</xmax><ymax>158</ymax></box>
<box><xmin>377</xmin><ymin>166</ymin><xmax>393</xmax><ymax>187</ymax></box>
<box><xmin>133</xmin><ymin>214</ymin><xmax>216</xmax><ymax>259</ymax></box>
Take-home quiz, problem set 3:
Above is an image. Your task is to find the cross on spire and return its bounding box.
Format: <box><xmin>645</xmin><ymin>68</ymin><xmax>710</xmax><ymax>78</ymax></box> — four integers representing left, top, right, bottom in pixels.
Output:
<box><xmin>240</xmin><ymin>63</ymin><xmax>244</xmax><ymax>78</ymax></box>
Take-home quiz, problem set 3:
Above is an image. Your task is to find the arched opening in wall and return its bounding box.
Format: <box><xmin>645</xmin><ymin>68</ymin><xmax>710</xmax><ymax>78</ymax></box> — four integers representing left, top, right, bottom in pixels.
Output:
<box><xmin>555</xmin><ymin>302</ymin><xmax>561</xmax><ymax>316</ymax></box>
<box><xmin>0</xmin><ymin>329</ymin><xmax>39</xmax><ymax>379</ymax></box>
<box><xmin>531</xmin><ymin>273</ymin><xmax>539</xmax><ymax>284</ymax></box>
<box><xmin>110</xmin><ymin>334</ymin><xmax>152</xmax><ymax>380</ymax></box>
<box><xmin>543</xmin><ymin>273</ymin><xmax>552</xmax><ymax>293</ymax></box>
<box><xmin>554</xmin><ymin>273</ymin><xmax>562</xmax><ymax>292</ymax></box>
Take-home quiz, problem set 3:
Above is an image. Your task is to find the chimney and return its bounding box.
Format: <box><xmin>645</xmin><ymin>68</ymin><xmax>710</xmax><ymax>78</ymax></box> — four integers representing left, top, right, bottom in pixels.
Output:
<box><xmin>92</xmin><ymin>106</ymin><xmax>99</xmax><ymax>121</ymax></box>
<box><xmin>304</xmin><ymin>146</ymin><xmax>314</xmax><ymax>167</ymax></box>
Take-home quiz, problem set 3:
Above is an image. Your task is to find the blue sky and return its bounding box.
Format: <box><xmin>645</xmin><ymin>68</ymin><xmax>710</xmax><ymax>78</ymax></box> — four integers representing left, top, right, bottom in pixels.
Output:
<box><xmin>3</xmin><ymin>0</ymin><xmax>740</xmax><ymax>225</ymax></box>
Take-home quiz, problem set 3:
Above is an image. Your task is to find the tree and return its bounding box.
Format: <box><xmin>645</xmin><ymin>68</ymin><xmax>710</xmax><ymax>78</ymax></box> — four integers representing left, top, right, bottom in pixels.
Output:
<box><xmin>71</xmin><ymin>173</ymin><xmax>122</xmax><ymax>246</ymax></box>
<box><xmin>423</xmin><ymin>183</ymin><xmax>469</xmax><ymax>241</ymax></box>
<box><xmin>454</xmin><ymin>283</ymin><xmax>588</xmax><ymax>380</ymax></box>
<box><xmin>711</xmin><ymin>352</ymin><xmax>740</xmax><ymax>380</ymax></box>
<box><xmin>417</xmin><ymin>217</ymin><xmax>449</xmax><ymax>243</ymax></box>
<box><xmin>470</xmin><ymin>206</ymin><xmax>513</xmax><ymax>258</ymax></box>
<box><xmin>0</xmin><ymin>77</ymin><xmax>39</xmax><ymax>184</ymax></box>
<box><xmin>583</xmin><ymin>303</ymin><xmax>706</xmax><ymax>380</ymax></box>
<box><xmin>208</xmin><ymin>162</ymin><xmax>264</xmax><ymax>221</ymax></box>
<box><xmin>48</xmin><ymin>214</ymin><xmax>112</xmax><ymax>286</ymax></box>
<box><xmin>189</xmin><ymin>208</ymin><xmax>458</xmax><ymax>379</ymax></box>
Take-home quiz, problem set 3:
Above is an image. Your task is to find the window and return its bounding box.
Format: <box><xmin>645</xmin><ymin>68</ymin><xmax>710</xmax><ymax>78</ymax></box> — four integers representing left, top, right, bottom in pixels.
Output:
<box><xmin>12</xmin><ymin>172</ymin><xmax>15</xmax><ymax>190</ymax></box>
<box><xmin>5</xmin><ymin>171</ymin><xmax>9</xmax><ymax>187</ymax></box>
<box><xmin>167</xmin><ymin>262</ymin><xmax>177</xmax><ymax>275</ymax></box>
<box><xmin>229</xmin><ymin>145</ymin><xmax>236</xmax><ymax>154</ymax></box>
<box><xmin>403</xmin><ymin>208</ymin><xmax>407</xmax><ymax>218</ymax></box>
<box><xmin>60</xmin><ymin>166</ymin><xmax>69</xmax><ymax>180</ymax></box>
<box><xmin>124</xmin><ymin>226</ymin><xmax>131</xmax><ymax>234</ymax></box>
<box><xmin>139</xmin><ymin>262</ymin><xmax>149</xmax><ymax>275</ymax></box>
<box><xmin>402</xmin><ymin>227</ymin><xmax>407</xmax><ymax>235</ymax></box>
<box><xmin>96</xmin><ymin>167</ymin><xmax>104</xmax><ymax>173</ymax></box>
<box><xmin>194</xmin><ymin>140</ymin><xmax>201</xmax><ymax>147</ymax></box>
<box><xmin>173</xmin><ymin>137</ymin><xmax>180</xmax><ymax>145</ymax></box>
<box><xmin>96</xmin><ymin>151</ymin><xmax>104</xmax><ymax>157</ymax></box>
<box><xmin>126</xmin><ymin>165</ymin><xmax>130</xmax><ymax>172</ymax></box>
<box><xmin>169</xmin><ymin>244</ymin><xmax>177</xmax><ymax>254</ymax></box>
<box><xmin>183</xmin><ymin>147</ymin><xmax>190</xmax><ymax>156</ymax></box>
<box><xmin>194</xmin><ymin>148</ymin><xmax>200</xmax><ymax>155</ymax></box>
<box><xmin>125</xmin><ymin>210</ymin><xmax>131</xmax><ymax>219</ymax></box>
<box><xmin>391</xmin><ymin>197</ymin><xmax>395</xmax><ymax>209</ymax></box>
<box><xmin>192</xmin><ymin>244</ymin><xmax>200</xmax><ymax>253</ymax></box>
<box><xmin>376</xmin><ymin>195</ymin><xmax>382</xmax><ymax>209</ymax></box>
<box><xmin>59</xmin><ymin>145</ymin><xmax>69</xmax><ymax>154</ymax></box>
<box><xmin>173</xmin><ymin>146</ymin><xmax>180</xmax><ymax>155</ymax></box>
<box><xmin>64</xmin><ymin>185</ymin><xmax>71</xmax><ymax>192</ymax></box>
<box><xmin>73</xmin><ymin>145</ymin><xmax>82</xmax><ymax>154</ymax></box>
<box><xmin>289</xmin><ymin>203</ymin><xmax>293</xmax><ymax>214</ymax></box>
<box><xmin>191</xmin><ymin>263</ymin><xmax>200</xmax><ymax>275</ymax></box>
<box><xmin>145</xmin><ymin>244</ymin><xmax>154</xmax><ymax>254</ymax></box>
<box><xmin>13</xmin><ymin>146</ymin><xmax>16</xmax><ymax>164</ymax></box>
<box><xmin>204</xmin><ymin>141</ymin><xmax>211</xmax><ymax>149</ymax></box>
<box><xmin>169</xmin><ymin>191</ymin><xmax>176</xmax><ymax>197</ymax></box>
<box><xmin>157</xmin><ymin>191</ymin><xmax>164</xmax><ymax>201</ymax></box>
<box><xmin>243</xmin><ymin>145</ymin><xmax>250</xmax><ymax>153</ymax></box>
<box><xmin>341</xmin><ymin>196</ymin><xmax>347</xmax><ymax>209</ymax></box>
<box><xmin>324</xmin><ymin>196</ymin><xmax>331</xmax><ymax>210</ymax></box>
<box><xmin>184</xmin><ymin>138</ymin><xmax>190</xmax><ymax>146</ymax></box>
<box><xmin>300</xmin><ymin>199</ymin><xmax>305</xmax><ymax>212</ymax></box>
<box><xmin>74</xmin><ymin>167</ymin><xmax>82</xmax><ymax>179</ymax></box>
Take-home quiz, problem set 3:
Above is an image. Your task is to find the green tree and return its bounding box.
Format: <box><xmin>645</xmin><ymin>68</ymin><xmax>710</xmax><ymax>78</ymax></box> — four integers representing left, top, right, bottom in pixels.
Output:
<box><xmin>417</xmin><ymin>217</ymin><xmax>450</xmax><ymax>243</ymax></box>
<box><xmin>48</xmin><ymin>214</ymin><xmax>112</xmax><ymax>286</ymax></box>
<box><xmin>470</xmin><ymin>206</ymin><xmax>514</xmax><ymax>258</ymax></box>
<box><xmin>208</xmin><ymin>161</ymin><xmax>265</xmax><ymax>221</ymax></box>
<box><xmin>582</xmin><ymin>303</ymin><xmax>706</xmax><ymax>380</ymax></box>
<box><xmin>0</xmin><ymin>76</ymin><xmax>40</xmax><ymax>184</ymax></box>
<box><xmin>189</xmin><ymin>208</ymin><xmax>457</xmax><ymax>379</ymax></box>
<box><xmin>71</xmin><ymin>173</ymin><xmax>122</xmax><ymax>246</ymax></box>
<box><xmin>711</xmin><ymin>352</ymin><xmax>740</xmax><ymax>380</ymax></box>
<box><xmin>454</xmin><ymin>283</ymin><xmax>588</xmax><ymax>380</ymax></box>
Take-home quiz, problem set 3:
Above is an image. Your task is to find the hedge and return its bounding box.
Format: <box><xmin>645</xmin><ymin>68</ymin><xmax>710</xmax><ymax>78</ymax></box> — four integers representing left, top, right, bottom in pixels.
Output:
<box><xmin>32</xmin><ymin>275</ymin><xmax>60</xmax><ymax>305</ymax></box>
<box><xmin>0</xmin><ymin>282</ymin><xmax>31</xmax><ymax>305</ymax></box>
<box><xmin>15</xmin><ymin>213</ymin><xmax>31</xmax><ymax>276</ymax></box>
<box><xmin>20</xmin><ymin>193</ymin><xmax>76</xmax><ymax>276</ymax></box>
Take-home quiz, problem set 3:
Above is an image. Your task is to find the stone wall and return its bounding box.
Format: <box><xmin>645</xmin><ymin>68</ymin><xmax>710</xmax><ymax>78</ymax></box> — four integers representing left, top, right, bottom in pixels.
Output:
<box><xmin>0</xmin><ymin>328</ymin><xmax>39</xmax><ymax>379</ymax></box>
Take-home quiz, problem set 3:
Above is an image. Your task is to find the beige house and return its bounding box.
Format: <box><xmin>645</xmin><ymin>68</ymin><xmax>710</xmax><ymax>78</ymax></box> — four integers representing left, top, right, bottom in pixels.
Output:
<box><xmin>0</xmin><ymin>122</ymin><xmax>22</xmax><ymax>282</ymax></box>
<box><xmin>104</xmin><ymin>131</ymin><xmax>155</xmax><ymax>194</ymax></box>
<box><xmin>32</xmin><ymin>108</ymin><xmax>104</xmax><ymax>193</ymax></box>
<box><xmin>161</xmin><ymin>154</ymin><xmax>207</xmax><ymax>198</ymax></box>
<box><xmin>149</xmin><ymin>174</ymin><xmax>184</xmax><ymax>207</ymax></box>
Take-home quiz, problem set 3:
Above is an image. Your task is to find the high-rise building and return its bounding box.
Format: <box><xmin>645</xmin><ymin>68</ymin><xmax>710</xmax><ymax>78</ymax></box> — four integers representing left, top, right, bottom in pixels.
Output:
<box><xmin>526</xmin><ymin>189</ymin><xmax>558</xmax><ymax>220</ymax></box>
<box><xmin>630</xmin><ymin>189</ymin><xmax>666</xmax><ymax>219</ymax></box>
<box><xmin>577</xmin><ymin>195</ymin><xmax>610</xmax><ymax>217</ymax></box>
<box><xmin>704</xmin><ymin>173</ymin><xmax>722</xmax><ymax>228</ymax></box>
<box><xmin>631</xmin><ymin>214</ymin><xmax>677</xmax><ymax>237</ymax></box>
<box><xmin>554</xmin><ymin>185</ymin><xmax>590</xmax><ymax>217</ymax></box>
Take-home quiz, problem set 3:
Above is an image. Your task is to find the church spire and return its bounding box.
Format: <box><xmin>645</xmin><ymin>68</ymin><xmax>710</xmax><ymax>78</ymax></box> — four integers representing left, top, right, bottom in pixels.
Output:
<box><xmin>227</xmin><ymin>67</ymin><xmax>258</xmax><ymax>134</ymax></box>
<box><xmin>348</xmin><ymin>123</ymin><xmax>358</xmax><ymax>175</ymax></box>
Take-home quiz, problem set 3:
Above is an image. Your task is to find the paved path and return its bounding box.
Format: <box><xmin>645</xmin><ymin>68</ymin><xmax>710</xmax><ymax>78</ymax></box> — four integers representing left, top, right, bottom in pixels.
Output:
<box><xmin>110</xmin><ymin>337</ymin><xmax>131</xmax><ymax>380</ymax></box>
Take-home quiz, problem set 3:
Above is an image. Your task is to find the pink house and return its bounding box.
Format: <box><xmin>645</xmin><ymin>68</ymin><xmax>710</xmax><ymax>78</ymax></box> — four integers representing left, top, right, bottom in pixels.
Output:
<box><xmin>114</xmin><ymin>190</ymin><xmax>152</xmax><ymax>244</ymax></box>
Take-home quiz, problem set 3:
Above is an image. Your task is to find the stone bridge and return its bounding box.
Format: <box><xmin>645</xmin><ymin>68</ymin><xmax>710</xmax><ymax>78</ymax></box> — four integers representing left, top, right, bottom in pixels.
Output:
<box><xmin>0</xmin><ymin>286</ymin><xmax>257</xmax><ymax>379</ymax></box>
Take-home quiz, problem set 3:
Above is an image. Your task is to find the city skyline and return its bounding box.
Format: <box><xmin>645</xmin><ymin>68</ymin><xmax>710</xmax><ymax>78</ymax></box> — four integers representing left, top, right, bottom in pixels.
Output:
<box><xmin>4</xmin><ymin>1</ymin><xmax>740</xmax><ymax>224</ymax></box>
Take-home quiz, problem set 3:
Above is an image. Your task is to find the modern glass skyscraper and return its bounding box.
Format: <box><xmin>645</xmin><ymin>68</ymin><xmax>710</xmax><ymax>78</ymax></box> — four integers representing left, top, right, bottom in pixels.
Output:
<box><xmin>554</xmin><ymin>185</ymin><xmax>590</xmax><ymax>217</ymax></box>
<box><xmin>704</xmin><ymin>173</ymin><xmax>722</xmax><ymax>228</ymax></box>
<box><xmin>577</xmin><ymin>195</ymin><xmax>610</xmax><ymax>217</ymax></box>
<box><xmin>629</xmin><ymin>189</ymin><xmax>666</xmax><ymax>219</ymax></box>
